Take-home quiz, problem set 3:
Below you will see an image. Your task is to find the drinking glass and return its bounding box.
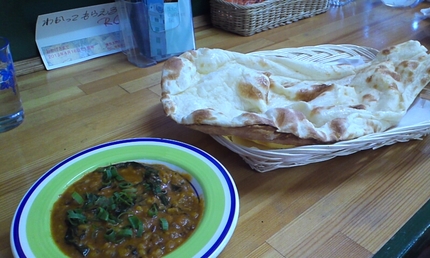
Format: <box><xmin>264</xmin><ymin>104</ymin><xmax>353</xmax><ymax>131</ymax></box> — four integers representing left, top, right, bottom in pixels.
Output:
<box><xmin>381</xmin><ymin>0</ymin><xmax>421</xmax><ymax>7</ymax></box>
<box><xmin>0</xmin><ymin>37</ymin><xmax>24</xmax><ymax>133</ymax></box>
<box><xmin>329</xmin><ymin>0</ymin><xmax>355</xmax><ymax>6</ymax></box>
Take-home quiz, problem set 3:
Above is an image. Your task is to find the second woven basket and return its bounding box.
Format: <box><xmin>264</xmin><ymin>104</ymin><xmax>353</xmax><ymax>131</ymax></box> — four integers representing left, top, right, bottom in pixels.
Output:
<box><xmin>209</xmin><ymin>0</ymin><xmax>330</xmax><ymax>36</ymax></box>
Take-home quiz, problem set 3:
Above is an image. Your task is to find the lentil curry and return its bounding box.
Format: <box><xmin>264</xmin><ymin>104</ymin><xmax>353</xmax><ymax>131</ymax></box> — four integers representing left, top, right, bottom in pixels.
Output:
<box><xmin>51</xmin><ymin>162</ymin><xmax>204</xmax><ymax>257</ymax></box>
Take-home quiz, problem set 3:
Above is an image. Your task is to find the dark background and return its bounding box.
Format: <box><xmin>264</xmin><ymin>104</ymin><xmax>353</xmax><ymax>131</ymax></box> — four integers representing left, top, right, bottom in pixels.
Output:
<box><xmin>0</xmin><ymin>0</ymin><xmax>210</xmax><ymax>61</ymax></box>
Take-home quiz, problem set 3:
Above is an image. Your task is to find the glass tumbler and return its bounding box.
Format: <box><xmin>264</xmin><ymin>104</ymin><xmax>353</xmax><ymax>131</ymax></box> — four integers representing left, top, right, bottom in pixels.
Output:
<box><xmin>329</xmin><ymin>0</ymin><xmax>355</xmax><ymax>6</ymax></box>
<box><xmin>0</xmin><ymin>37</ymin><xmax>24</xmax><ymax>133</ymax></box>
<box><xmin>381</xmin><ymin>0</ymin><xmax>421</xmax><ymax>7</ymax></box>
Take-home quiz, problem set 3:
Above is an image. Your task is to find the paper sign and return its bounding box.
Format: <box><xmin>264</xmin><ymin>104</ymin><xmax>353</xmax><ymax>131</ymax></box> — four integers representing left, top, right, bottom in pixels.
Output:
<box><xmin>35</xmin><ymin>3</ymin><xmax>122</xmax><ymax>70</ymax></box>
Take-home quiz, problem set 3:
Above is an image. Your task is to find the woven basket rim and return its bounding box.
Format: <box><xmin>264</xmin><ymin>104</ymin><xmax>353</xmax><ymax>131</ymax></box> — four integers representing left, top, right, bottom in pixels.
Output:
<box><xmin>210</xmin><ymin>44</ymin><xmax>430</xmax><ymax>172</ymax></box>
<box><xmin>210</xmin><ymin>0</ymin><xmax>329</xmax><ymax>36</ymax></box>
<box><xmin>211</xmin><ymin>0</ymin><xmax>285</xmax><ymax>9</ymax></box>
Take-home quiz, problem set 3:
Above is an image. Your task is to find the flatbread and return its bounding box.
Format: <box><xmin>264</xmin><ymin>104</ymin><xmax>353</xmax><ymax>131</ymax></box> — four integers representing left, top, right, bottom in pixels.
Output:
<box><xmin>160</xmin><ymin>40</ymin><xmax>430</xmax><ymax>146</ymax></box>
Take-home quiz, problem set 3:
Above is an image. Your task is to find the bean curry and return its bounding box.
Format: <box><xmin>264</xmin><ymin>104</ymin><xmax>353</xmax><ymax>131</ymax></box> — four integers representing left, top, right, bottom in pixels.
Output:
<box><xmin>50</xmin><ymin>162</ymin><xmax>204</xmax><ymax>257</ymax></box>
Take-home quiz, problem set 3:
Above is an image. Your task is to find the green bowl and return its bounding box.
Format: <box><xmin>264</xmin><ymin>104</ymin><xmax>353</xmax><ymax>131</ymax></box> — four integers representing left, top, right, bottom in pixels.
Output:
<box><xmin>11</xmin><ymin>138</ymin><xmax>239</xmax><ymax>258</ymax></box>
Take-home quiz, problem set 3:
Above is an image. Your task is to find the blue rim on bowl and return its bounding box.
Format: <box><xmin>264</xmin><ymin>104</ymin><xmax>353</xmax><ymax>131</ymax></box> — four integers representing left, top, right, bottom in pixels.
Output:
<box><xmin>10</xmin><ymin>138</ymin><xmax>239</xmax><ymax>258</ymax></box>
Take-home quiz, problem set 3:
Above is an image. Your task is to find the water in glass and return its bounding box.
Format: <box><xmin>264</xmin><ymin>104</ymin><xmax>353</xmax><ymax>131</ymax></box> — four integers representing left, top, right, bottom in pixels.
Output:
<box><xmin>0</xmin><ymin>37</ymin><xmax>24</xmax><ymax>133</ymax></box>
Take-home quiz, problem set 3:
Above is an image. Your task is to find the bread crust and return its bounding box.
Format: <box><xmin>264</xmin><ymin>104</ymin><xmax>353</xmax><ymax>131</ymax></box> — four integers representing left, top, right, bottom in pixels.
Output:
<box><xmin>186</xmin><ymin>124</ymin><xmax>325</xmax><ymax>146</ymax></box>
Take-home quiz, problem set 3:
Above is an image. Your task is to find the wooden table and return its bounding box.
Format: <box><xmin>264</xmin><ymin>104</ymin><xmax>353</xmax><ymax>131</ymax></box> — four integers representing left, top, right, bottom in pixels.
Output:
<box><xmin>2</xmin><ymin>0</ymin><xmax>430</xmax><ymax>257</ymax></box>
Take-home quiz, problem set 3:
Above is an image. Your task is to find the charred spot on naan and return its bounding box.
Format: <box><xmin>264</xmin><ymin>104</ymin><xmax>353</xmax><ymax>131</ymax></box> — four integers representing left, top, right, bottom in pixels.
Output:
<box><xmin>349</xmin><ymin>104</ymin><xmax>366</xmax><ymax>110</ymax></box>
<box><xmin>181</xmin><ymin>49</ymin><xmax>198</xmax><ymax>61</ymax></box>
<box><xmin>238</xmin><ymin>81</ymin><xmax>266</xmax><ymax>100</ymax></box>
<box><xmin>236</xmin><ymin>112</ymin><xmax>275</xmax><ymax>127</ymax></box>
<box><xmin>237</xmin><ymin>74</ymin><xmax>270</xmax><ymax>101</ymax></box>
<box><xmin>380</xmin><ymin>46</ymin><xmax>395</xmax><ymax>56</ymax></box>
<box><xmin>366</xmin><ymin>119</ymin><xmax>383</xmax><ymax>132</ymax></box>
<box><xmin>162</xmin><ymin>57</ymin><xmax>183</xmax><ymax>81</ymax></box>
<box><xmin>396</xmin><ymin>60</ymin><xmax>420</xmax><ymax>84</ymax></box>
<box><xmin>362</xmin><ymin>93</ymin><xmax>378</xmax><ymax>102</ymax></box>
<box><xmin>295</xmin><ymin>84</ymin><xmax>334</xmax><ymax>102</ymax></box>
<box><xmin>398</xmin><ymin>60</ymin><xmax>419</xmax><ymax>70</ymax></box>
<box><xmin>189</xmin><ymin>109</ymin><xmax>217</xmax><ymax>124</ymax></box>
<box><xmin>310</xmin><ymin>106</ymin><xmax>335</xmax><ymax>117</ymax></box>
<box><xmin>263</xmin><ymin>71</ymin><xmax>272</xmax><ymax>77</ymax></box>
<box><xmin>161</xmin><ymin>96</ymin><xmax>176</xmax><ymax>116</ymax></box>
<box><xmin>329</xmin><ymin>118</ymin><xmax>347</xmax><ymax>139</ymax></box>
<box><xmin>268</xmin><ymin>108</ymin><xmax>306</xmax><ymax>135</ymax></box>
<box><xmin>421</xmin><ymin>74</ymin><xmax>430</xmax><ymax>86</ymax></box>
<box><xmin>425</xmin><ymin>68</ymin><xmax>430</xmax><ymax>83</ymax></box>
<box><xmin>389</xmin><ymin>82</ymin><xmax>399</xmax><ymax>90</ymax></box>
<box><xmin>281</xmin><ymin>81</ymin><xmax>296</xmax><ymax>88</ymax></box>
<box><xmin>275</xmin><ymin>108</ymin><xmax>306</xmax><ymax>124</ymax></box>
<box><xmin>269</xmin><ymin>108</ymin><xmax>324</xmax><ymax>142</ymax></box>
<box><xmin>376</xmin><ymin>65</ymin><xmax>401</xmax><ymax>81</ymax></box>
<box><xmin>257</xmin><ymin>58</ymin><xmax>270</xmax><ymax>68</ymax></box>
<box><xmin>268</xmin><ymin>77</ymin><xmax>277</xmax><ymax>89</ymax></box>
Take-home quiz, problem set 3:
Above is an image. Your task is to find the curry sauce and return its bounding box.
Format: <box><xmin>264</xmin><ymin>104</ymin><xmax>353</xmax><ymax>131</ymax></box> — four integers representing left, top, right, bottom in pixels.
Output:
<box><xmin>51</xmin><ymin>162</ymin><xmax>203</xmax><ymax>258</ymax></box>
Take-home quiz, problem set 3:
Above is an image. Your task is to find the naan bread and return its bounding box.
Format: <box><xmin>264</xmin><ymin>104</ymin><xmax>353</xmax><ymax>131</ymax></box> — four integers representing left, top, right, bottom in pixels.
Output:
<box><xmin>160</xmin><ymin>40</ymin><xmax>430</xmax><ymax>146</ymax></box>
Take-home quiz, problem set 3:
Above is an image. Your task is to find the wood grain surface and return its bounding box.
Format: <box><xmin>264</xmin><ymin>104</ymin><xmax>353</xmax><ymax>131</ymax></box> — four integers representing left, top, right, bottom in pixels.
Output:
<box><xmin>1</xmin><ymin>0</ymin><xmax>430</xmax><ymax>257</ymax></box>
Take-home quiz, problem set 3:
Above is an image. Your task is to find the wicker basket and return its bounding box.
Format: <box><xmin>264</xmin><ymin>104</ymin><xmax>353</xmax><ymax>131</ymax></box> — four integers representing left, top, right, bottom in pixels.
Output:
<box><xmin>209</xmin><ymin>0</ymin><xmax>329</xmax><ymax>36</ymax></box>
<box><xmin>209</xmin><ymin>44</ymin><xmax>430</xmax><ymax>172</ymax></box>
